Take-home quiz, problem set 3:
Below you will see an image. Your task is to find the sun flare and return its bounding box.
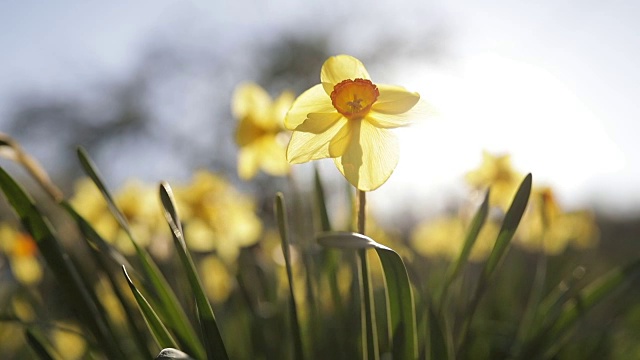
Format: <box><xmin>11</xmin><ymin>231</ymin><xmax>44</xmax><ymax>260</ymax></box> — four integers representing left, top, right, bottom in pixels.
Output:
<box><xmin>377</xmin><ymin>53</ymin><xmax>624</xmax><ymax>213</ymax></box>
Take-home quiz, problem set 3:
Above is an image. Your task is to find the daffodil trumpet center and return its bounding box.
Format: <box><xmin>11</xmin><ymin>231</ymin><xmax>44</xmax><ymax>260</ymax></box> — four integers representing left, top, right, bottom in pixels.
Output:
<box><xmin>330</xmin><ymin>78</ymin><xmax>379</xmax><ymax>120</ymax></box>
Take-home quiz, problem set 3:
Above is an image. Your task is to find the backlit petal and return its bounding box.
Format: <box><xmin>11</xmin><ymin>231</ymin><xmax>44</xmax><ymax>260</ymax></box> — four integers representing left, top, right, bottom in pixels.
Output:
<box><xmin>287</xmin><ymin>118</ymin><xmax>347</xmax><ymax>163</ymax></box>
<box><xmin>238</xmin><ymin>148</ymin><xmax>259</xmax><ymax>180</ymax></box>
<box><xmin>256</xmin><ymin>137</ymin><xmax>290</xmax><ymax>175</ymax></box>
<box><xmin>334</xmin><ymin>121</ymin><xmax>399</xmax><ymax>191</ymax></box>
<box><xmin>320</xmin><ymin>55</ymin><xmax>370</xmax><ymax>89</ymax></box>
<box><xmin>295</xmin><ymin>112</ymin><xmax>343</xmax><ymax>133</ymax></box>
<box><xmin>232</xmin><ymin>83</ymin><xmax>271</xmax><ymax>120</ymax></box>
<box><xmin>285</xmin><ymin>84</ymin><xmax>333</xmax><ymax>130</ymax></box>
<box><xmin>329</xmin><ymin>121</ymin><xmax>353</xmax><ymax>158</ymax></box>
<box><xmin>270</xmin><ymin>90</ymin><xmax>296</xmax><ymax>128</ymax></box>
<box><xmin>235</xmin><ymin>118</ymin><xmax>263</xmax><ymax>146</ymax></box>
<box><xmin>365</xmin><ymin>111</ymin><xmax>415</xmax><ymax>129</ymax></box>
<box><xmin>372</xmin><ymin>84</ymin><xmax>420</xmax><ymax>114</ymax></box>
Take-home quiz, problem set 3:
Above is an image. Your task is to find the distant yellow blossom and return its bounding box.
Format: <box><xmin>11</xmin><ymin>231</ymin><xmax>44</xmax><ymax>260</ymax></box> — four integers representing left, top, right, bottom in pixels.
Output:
<box><xmin>515</xmin><ymin>187</ymin><xmax>598</xmax><ymax>254</ymax></box>
<box><xmin>411</xmin><ymin>216</ymin><xmax>498</xmax><ymax>262</ymax></box>
<box><xmin>70</xmin><ymin>171</ymin><xmax>262</xmax><ymax>263</ymax></box>
<box><xmin>172</xmin><ymin>171</ymin><xmax>263</xmax><ymax>262</ymax></box>
<box><xmin>232</xmin><ymin>83</ymin><xmax>293</xmax><ymax>180</ymax></box>
<box><xmin>466</xmin><ymin>151</ymin><xmax>524</xmax><ymax>210</ymax></box>
<box><xmin>199</xmin><ymin>255</ymin><xmax>233</xmax><ymax>304</ymax></box>
<box><xmin>285</xmin><ymin>55</ymin><xmax>421</xmax><ymax>191</ymax></box>
<box><xmin>52</xmin><ymin>323</ymin><xmax>87</xmax><ymax>360</ymax></box>
<box><xmin>0</xmin><ymin>224</ymin><xmax>42</xmax><ymax>285</ymax></box>
<box><xmin>70</xmin><ymin>179</ymin><xmax>163</xmax><ymax>255</ymax></box>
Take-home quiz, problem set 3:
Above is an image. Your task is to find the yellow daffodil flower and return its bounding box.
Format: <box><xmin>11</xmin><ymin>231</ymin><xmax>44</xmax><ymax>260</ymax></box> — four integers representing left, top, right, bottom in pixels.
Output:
<box><xmin>71</xmin><ymin>171</ymin><xmax>263</xmax><ymax>263</ymax></box>
<box><xmin>411</xmin><ymin>216</ymin><xmax>498</xmax><ymax>262</ymax></box>
<box><xmin>233</xmin><ymin>83</ymin><xmax>294</xmax><ymax>180</ymax></box>
<box><xmin>285</xmin><ymin>55</ymin><xmax>421</xmax><ymax>191</ymax></box>
<box><xmin>0</xmin><ymin>224</ymin><xmax>42</xmax><ymax>285</ymax></box>
<box><xmin>173</xmin><ymin>171</ymin><xmax>263</xmax><ymax>262</ymax></box>
<box><xmin>466</xmin><ymin>151</ymin><xmax>524</xmax><ymax>210</ymax></box>
<box><xmin>70</xmin><ymin>178</ymin><xmax>164</xmax><ymax>255</ymax></box>
<box><xmin>515</xmin><ymin>187</ymin><xmax>598</xmax><ymax>254</ymax></box>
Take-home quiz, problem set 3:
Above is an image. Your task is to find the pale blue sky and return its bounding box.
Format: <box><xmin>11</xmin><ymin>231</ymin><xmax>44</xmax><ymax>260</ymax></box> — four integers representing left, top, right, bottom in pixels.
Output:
<box><xmin>1</xmin><ymin>0</ymin><xmax>639</xmax><ymax>214</ymax></box>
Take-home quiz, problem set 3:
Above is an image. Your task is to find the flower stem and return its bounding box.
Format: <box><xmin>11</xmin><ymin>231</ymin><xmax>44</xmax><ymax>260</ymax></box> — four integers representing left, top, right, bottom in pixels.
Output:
<box><xmin>357</xmin><ymin>190</ymin><xmax>366</xmax><ymax>235</ymax></box>
<box><xmin>356</xmin><ymin>190</ymin><xmax>379</xmax><ymax>360</ymax></box>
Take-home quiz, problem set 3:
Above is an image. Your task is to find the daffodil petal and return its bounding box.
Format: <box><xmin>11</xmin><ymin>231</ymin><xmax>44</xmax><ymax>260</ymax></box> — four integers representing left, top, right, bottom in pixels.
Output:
<box><xmin>321</xmin><ymin>82</ymin><xmax>334</xmax><ymax>97</ymax></box>
<box><xmin>329</xmin><ymin>121</ymin><xmax>353</xmax><ymax>157</ymax></box>
<box><xmin>295</xmin><ymin>112</ymin><xmax>343</xmax><ymax>133</ymax></box>
<box><xmin>257</xmin><ymin>137</ymin><xmax>290</xmax><ymax>175</ymax></box>
<box><xmin>238</xmin><ymin>148</ymin><xmax>259</xmax><ymax>180</ymax></box>
<box><xmin>287</xmin><ymin>118</ymin><xmax>347</xmax><ymax>163</ymax></box>
<box><xmin>285</xmin><ymin>84</ymin><xmax>333</xmax><ymax>129</ymax></box>
<box><xmin>334</xmin><ymin>120</ymin><xmax>399</xmax><ymax>191</ymax></box>
<box><xmin>270</xmin><ymin>90</ymin><xmax>295</xmax><ymax>128</ymax></box>
<box><xmin>320</xmin><ymin>55</ymin><xmax>370</xmax><ymax>89</ymax></box>
<box><xmin>232</xmin><ymin>83</ymin><xmax>271</xmax><ymax>120</ymax></box>
<box><xmin>365</xmin><ymin>112</ymin><xmax>416</xmax><ymax>129</ymax></box>
<box><xmin>235</xmin><ymin>118</ymin><xmax>263</xmax><ymax>146</ymax></box>
<box><xmin>372</xmin><ymin>84</ymin><xmax>420</xmax><ymax>114</ymax></box>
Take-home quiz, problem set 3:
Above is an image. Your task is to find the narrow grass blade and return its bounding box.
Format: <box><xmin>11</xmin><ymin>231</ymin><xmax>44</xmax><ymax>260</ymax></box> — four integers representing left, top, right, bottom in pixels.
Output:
<box><xmin>159</xmin><ymin>182</ymin><xmax>229</xmax><ymax>360</ymax></box>
<box><xmin>483</xmin><ymin>173</ymin><xmax>532</xmax><ymax>280</ymax></box>
<box><xmin>440</xmin><ymin>189</ymin><xmax>490</xmax><ymax>304</ymax></box>
<box><xmin>525</xmin><ymin>259</ymin><xmax>640</xmax><ymax>359</ymax></box>
<box><xmin>534</xmin><ymin>266</ymin><xmax>587</xmax><ymax>332</ymax></box>
<box><xmin>275</xmin><ymin>192</ymin><xmax>305</xmax><ymax>360</ymax></box>
<box><xmin>552</xmin><ymin>260</ymin><xmax>640</xmax><ymax>334</ymax></box>
<box><xmin>0</xmin><ymin>167</ymin><xmax>123</xmax><ymax>359</ymax></box>
<box><xmin>318</xmin><ymin>232</ymin><xmax>418</xmax><ymax>360</ymax></box>
<box><xmin>123</xmin><ymin>265</ymin><xmax>178</xmax><ymax>350</ymax></box>
<box><xmin>313</xmin><ymin>165</ymin><xmax>332</xmax><ymax>232</ymax></box>
<box><xmin>63</xmin><ymin>201</ymin><xmax>153</xmax><ymax>358</ymax></box>
<box><xmin>25</xmin><ymin>329</ymin><xmax>56</xmax><ymax>360</ymax></box>
<box><xmin>426</xmin><ymin>301</ymin><xmax>451</xmax><ymax>360</ymax></box>
<box><xmin>457</xmin><ymin>174</ymin><xmax>532</xmax><ymax>356</ymax></box>
<box><xmin>77</xmin><ymin>147</ymin><xmax>204</xmax><ymax>359</ymax></box>
<box><xmin>0</xmin><ymin>133</ymin><xmax>63</xmax><ymax>202</ymax></box>
<box><xmin>60</xmin><ymin>201</ymin><xmax>135</xmax><ymax>272</ymax></box>
<box><xmin>314</xmin><ymin>166</ymin><xmax>346</xmax><ymax>325</ymax></box>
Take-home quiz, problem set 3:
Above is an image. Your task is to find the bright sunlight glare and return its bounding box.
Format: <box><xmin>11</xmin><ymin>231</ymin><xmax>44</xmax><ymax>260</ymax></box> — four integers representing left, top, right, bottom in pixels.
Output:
<box><xmin>376</xmin><ymin>53</ymin><xmax>625</xmax><ymax>216</ymax></box>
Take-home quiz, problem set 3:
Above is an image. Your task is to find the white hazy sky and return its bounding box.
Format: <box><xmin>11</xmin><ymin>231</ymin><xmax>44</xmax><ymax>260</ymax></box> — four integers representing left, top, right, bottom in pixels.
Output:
<box><xmin>1</xmin><ymin>0</ymin><xmax>639</xmax><ymax>215</ymax></box>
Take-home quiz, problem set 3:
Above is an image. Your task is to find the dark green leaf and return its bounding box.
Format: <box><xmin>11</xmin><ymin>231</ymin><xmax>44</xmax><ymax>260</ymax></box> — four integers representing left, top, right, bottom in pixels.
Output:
<box><xmin>313</xmin><ymin>166</ymin><xmax>331</xmax><ymax>232</ymax></box>
<box><xmin>318</xmin><ymin>232</ymin><xmax>418</xmax><ymax>360</ymax></box>
<box><xmin>483</xmin><ymin>173</ymin><xmax>532</xmax><ymax>279</ymax></box>
<box><xmin>275</xmin><ymin>193</ymin><xmax>305</xmax><ymax>360</ymax></box>
<box><xmin>457</xmin><ymin>174</ymin><xmax>532</xmax><ymax>356</ymax></box>
<box><xmin>123</xmin><ymin>265</ymin><xmax>177</xmax><ymax>350</ymax></box>
<box><xmin>441</xmin><ymin>189</ymin><xmax>490</xmax><ymax>303</ymax></box>
<box><xmin>25</xmin><ymin>329</ymin><xmax>56</xmax><ymax>360</ymax></box>
<box><xmin>526</xmin><ymin>259</ymin><xmax>640</xmax><ymax>359</ymax></box>
<box><xmin>0</xmin><ymin>166</ymin><xmax>123</xmax><ymax>359</ymax></box>
<box><xmin>77</xmin><ymin>147</ymin><xmax>204</xmax><ymax>358</ymax></box>
<box><xmin>159</xmin><ymin>182</ymin><xmax>229</xmax><ymax>360</ymax></box>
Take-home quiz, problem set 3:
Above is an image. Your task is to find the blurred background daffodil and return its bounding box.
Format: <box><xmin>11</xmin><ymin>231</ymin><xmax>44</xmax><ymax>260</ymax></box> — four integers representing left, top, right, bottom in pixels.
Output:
<box><xmin>232</xmin><ymin>83</ymin><xmax>293</xmax><ymax>180</ymax></box>
<box><xmin>0</xmin><ymin>224</ymin><xmax>42</xmax><ymax>285</ymax></box>
<box><xmin>466</xmin><ymin>151</ymin><xmax>524</xmax><ymax>210</ymax></box>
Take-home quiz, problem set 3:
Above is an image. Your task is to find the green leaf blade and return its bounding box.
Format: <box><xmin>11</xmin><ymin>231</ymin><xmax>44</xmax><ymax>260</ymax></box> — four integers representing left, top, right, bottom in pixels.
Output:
<box><xmin>275</xmin><ymin>192</ymin><xmax>305</xmax><ymax>360</ymax></box>
<box><xmin>76</xmin><ymin>147</ymin><xmax>204</xmax><ymax>359</ymax></box>
<box><xmin>159</xmin><ymin>182</ymin><xmax>229</xmax><ymax>360</ymax></box>
<box><xmin>441</xmin><ymin>189</ymin><xmax>490</xmax><ymax>304</ymax></box>
<box><xmin>318</xmin><ymin>232</ymin><xmax>418</xmax><ymax>360</ymax></box>
<box><xmin>483</xmin><ymin>173</ymin><xmax>532</xmax><ymax>279</ymax></box>
<box><xmin>123</xmin><ymin>265</ymin><xmax>178</xmax><ymax>350</ymax></box>
<box><xmin>25</xmin><ymin>329</ymin><xmax>56</xmax><ymax>360</ymax></box>
<box><xmin>0</xmin><ymin>166</ymin><xmax>124</xmax><ymax>359</ymax></box>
